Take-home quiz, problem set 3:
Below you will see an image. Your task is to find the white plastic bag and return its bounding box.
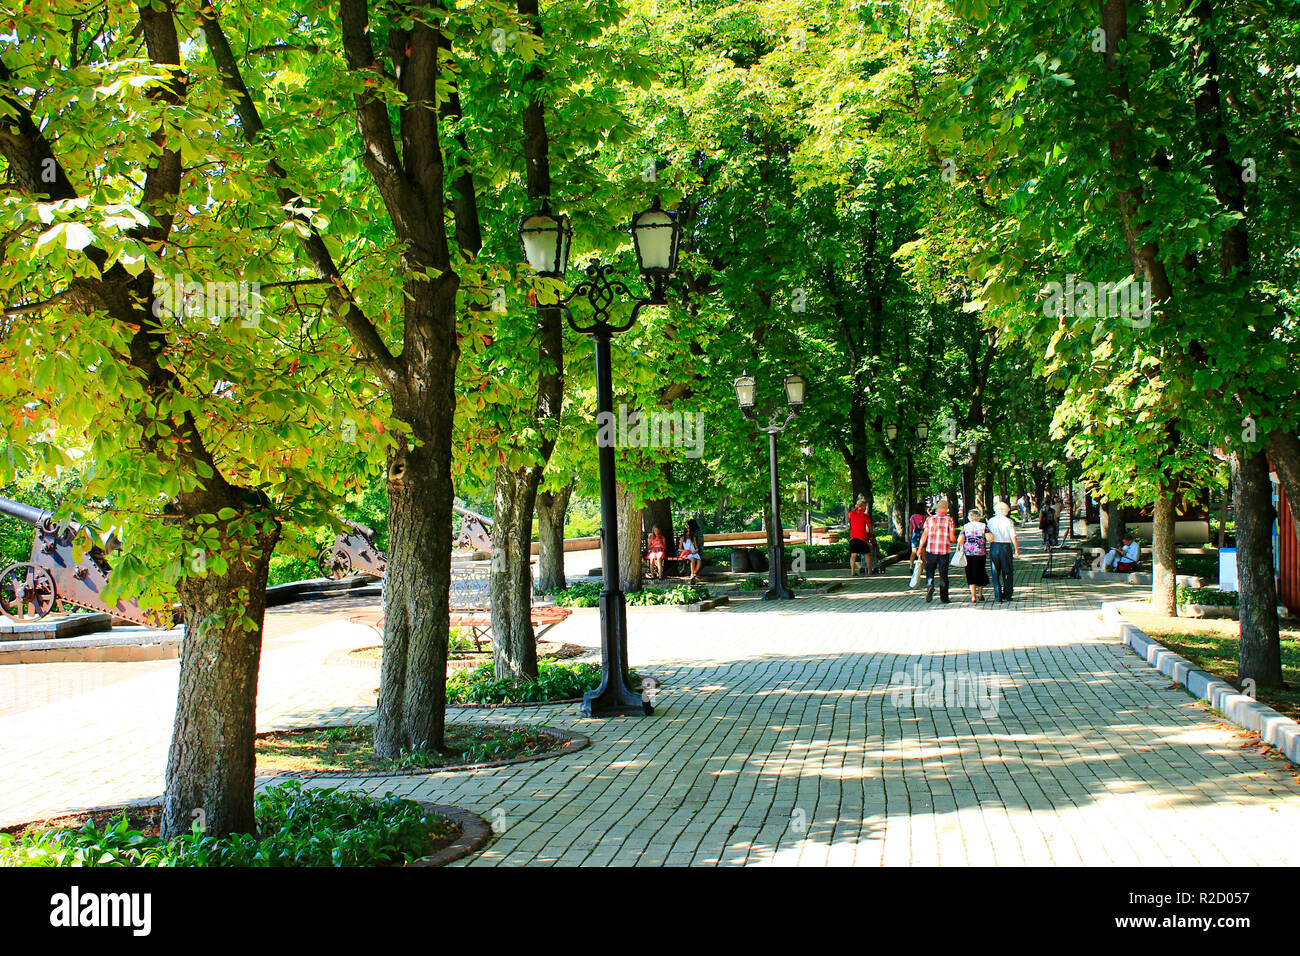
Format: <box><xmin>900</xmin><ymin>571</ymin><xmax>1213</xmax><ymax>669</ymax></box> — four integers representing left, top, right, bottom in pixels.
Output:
<box><xmin>909</xmin><ymin>560</ymin><xmax>921</xmax><ymax>588</ymax></box>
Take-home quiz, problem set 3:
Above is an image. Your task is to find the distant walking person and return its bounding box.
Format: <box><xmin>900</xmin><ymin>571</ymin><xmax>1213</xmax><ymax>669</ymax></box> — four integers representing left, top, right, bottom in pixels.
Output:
<box><xmin>917</xmin><ymin>500</ymin><xmax>957</xmax><ymax>603</ymax></box>
<box><xmin>847</xmin><ymin>497</ymin><xmax>873</xmax><ymax>576</ymax></box>
<box><xmin>1039</xmin><ymin>497</ymin><xmax>1059</xmax><ymax>549</ymax></box>
<box><xmin>1017</xmin><ymin>493</ymin><xmax>1029</xmax><ymax>524</ymax></box>
<box><xmin>959</xmin><ymin>509</ymin><xmax>989</xmax><ymax>603</ymax></box>
<box><xmin>987</xmin><ymin>500</ymin><xmax>1019</xmax><ymax>602</ymax></box>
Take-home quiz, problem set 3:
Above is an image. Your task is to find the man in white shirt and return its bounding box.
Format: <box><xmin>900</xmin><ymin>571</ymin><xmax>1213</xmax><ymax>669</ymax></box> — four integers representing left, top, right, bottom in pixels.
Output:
<box><xmin>1093</xmin><ymin>533</ymin><xmax>1141</xmax><ymax>571</ymax></box>
<box><xmin>986</xmin><ymin>500</ymin><xmax>1019</xmax><ymax>603</ymax></box>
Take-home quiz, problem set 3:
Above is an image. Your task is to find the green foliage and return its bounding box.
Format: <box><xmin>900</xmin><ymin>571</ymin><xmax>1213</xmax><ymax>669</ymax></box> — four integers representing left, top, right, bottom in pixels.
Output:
<box><xmin>445</xmin><ymin>660</ymin><xmax>639</xmax><ymax>705</ymax></box>
<box><xmin>550</xmin><ymin>581</ymin><xmax>603</xmax><ymax>607</ymax></box>
<box><xmin>1176</xmin><ymin>586</ymin><xmax>1238</xmax><ymax>608</ymax></box>
<box><xmin>0</xmin><ymin>782</ymin><xmax>448</xmax><ymax>867</ymax></box>
<box><xmin>625</xmin><ymin>583</ymin><xmax>710</xmax><ymax>605</ymax></box>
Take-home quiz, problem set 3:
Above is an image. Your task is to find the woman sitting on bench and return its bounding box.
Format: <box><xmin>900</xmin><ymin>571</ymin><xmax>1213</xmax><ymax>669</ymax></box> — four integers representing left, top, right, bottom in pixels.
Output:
<box><xmin>679</xmin><ymin>529</ymin><xmax>702</xmax><ymax>584</ymax></box>
<box><xmin>1093</xmin><ymin>533</ymin><xmax>1140</xmax><ymax>572</ymax></box>
<box><xmin>646</xmin><ymin>526</ymin><xmax>667</xmax><ymax>579</ymax></box>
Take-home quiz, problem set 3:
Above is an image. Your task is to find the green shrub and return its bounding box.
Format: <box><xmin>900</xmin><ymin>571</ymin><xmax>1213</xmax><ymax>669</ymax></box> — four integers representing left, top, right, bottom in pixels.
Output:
<box><xmin>446</xmin><ymin>660</ymin><xmax>641</xmax><ymax>705</ymax></box>
<box><xmin>0</xmin><ymin>782</ymin><xmax>449</xmax><ymax>867</ymax></box>
<box><xmin>1176</xmin><ymin>586</ymin><xmax>1238</xmax><ymax>607</ymax></box>
<box><xmin>626</xmin><ymin>583</ymin><xmax>710</xmax><ymax>605</ymax></box>
<box><xmin>550</xmin><ymin>581</ymin><xmax>603</xmax><ymax>607</ymax></box>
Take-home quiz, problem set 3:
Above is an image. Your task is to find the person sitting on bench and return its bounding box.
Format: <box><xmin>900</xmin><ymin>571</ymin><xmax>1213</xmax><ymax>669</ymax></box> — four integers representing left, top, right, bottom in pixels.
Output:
<box><xmin>1093</xmin><ymin>534</ymin><xmax>1140</xmax><ymax>572</ymax></box>
<box><xmin>679</xmin><ymin>528</ymin><xmax>702</xmax><ymax>584</ymax></box>
<box><xmin>646</xmin><ymin>526</ymin><xmax>667</xmax><ymax>579</ymax></box>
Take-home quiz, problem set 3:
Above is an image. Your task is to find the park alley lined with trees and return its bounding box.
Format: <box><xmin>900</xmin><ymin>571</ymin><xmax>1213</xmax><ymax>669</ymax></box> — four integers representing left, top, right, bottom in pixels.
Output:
<box><xmin>1</xmin><ymin>0</ymin><xmax>1298</xmax><ymax>848</ymax></box>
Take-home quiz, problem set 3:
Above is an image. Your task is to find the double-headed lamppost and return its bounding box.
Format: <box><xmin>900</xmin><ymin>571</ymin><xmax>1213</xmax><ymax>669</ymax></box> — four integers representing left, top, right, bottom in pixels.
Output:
<box><xmin>517</xmin><ymin>196</ymin><xmax>682</xmax><ymax>717</ymax></box>
<box><xmin>733</xmin><ymin>372</ymin><xmax>807</xmax><ymax>600</ymax></box>
<box><xmin>887</xmin><ymin>421</ymin><xmax>930</xmax><ymax>514</ymax></box>
<box><xmin>799</xmin><ymin>440</ymin><xmax>815</xmax><ymax>545</ymax></box>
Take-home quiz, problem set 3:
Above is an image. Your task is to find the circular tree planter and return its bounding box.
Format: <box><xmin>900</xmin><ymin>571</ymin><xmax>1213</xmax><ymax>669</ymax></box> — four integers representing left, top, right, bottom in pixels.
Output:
<box><xmin>2</xmin><ymin>798</ymin><xmax>492</xmax><ymax>868</ymax></box>
<box><xmin>254</xmin><ymin>723</ymin><xmax>590</xmax><ymax>778</ymax></box>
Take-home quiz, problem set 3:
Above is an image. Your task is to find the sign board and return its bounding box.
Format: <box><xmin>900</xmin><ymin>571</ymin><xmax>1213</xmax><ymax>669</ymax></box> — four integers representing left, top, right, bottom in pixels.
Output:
<box><xmin>1219</xmin><ymin>547</ymin><xmax>1237</xmax><ymax>592</ymax></box>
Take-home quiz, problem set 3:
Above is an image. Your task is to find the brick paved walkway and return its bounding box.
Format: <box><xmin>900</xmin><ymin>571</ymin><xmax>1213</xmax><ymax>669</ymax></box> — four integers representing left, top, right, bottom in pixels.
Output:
<box><xmin>4</xmin><ymin>540</ymin><xmax>1300</xmax><ymax>866</ymax></box>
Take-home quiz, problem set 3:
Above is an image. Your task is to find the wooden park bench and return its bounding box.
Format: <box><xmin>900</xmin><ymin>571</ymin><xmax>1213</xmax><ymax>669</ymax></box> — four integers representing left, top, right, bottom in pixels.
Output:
<box><xmin>349</xmin><ymin>565</ymin><xmax>571</xmax><ymax>649</ymax></box>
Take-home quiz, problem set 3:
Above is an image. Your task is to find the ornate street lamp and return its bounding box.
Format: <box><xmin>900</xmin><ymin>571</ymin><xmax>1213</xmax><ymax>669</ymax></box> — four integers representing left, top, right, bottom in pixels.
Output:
<box><xmin>517</xmin><ymin>196</ymin><xmax>683</xmax><ymax>718</ymax></box>
<box><xmin>885</xmin><ymin>422</ymin><xmax>899</xmax><ymax>442</ymax></box>
<box><xmin>916</xmin><ymin>421</ymin><xmax>930</xmax><ymax>441</ymax></box>
<box><xmin>735</xmin><ymin>373</ymin><xmax>807</xmax><ymax>600</ymax></box>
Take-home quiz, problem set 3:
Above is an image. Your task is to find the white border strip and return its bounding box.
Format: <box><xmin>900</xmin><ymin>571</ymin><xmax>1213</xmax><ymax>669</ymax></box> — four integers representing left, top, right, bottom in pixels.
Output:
<box><xmin>1103</xmin><ymin>601</ymin><xmax>1300</xmax><ymax>764</ymax></box>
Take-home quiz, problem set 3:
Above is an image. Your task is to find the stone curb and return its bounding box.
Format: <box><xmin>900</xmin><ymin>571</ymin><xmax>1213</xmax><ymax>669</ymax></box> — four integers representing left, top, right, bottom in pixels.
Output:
<box><xmin>407</xmin><ymin>802</ymin><xmax>492</xmax><ymax>867</ymax></box>
<box><xmin>1103</xmin><ymin>601</ymin><xmax>1300</xmax><ymax>765</ymax></box>
<box><xmin>254</xmin><ymin>724</ymin><xmax>590</xmax><ymax>777</ymax></box>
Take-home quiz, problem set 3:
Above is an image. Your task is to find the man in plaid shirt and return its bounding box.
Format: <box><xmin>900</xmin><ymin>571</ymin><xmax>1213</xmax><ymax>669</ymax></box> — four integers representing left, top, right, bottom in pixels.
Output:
<box><xmin>917</xmin><ymin>501</ymin><xmax>958</xmax><ymax>603</ymax></box>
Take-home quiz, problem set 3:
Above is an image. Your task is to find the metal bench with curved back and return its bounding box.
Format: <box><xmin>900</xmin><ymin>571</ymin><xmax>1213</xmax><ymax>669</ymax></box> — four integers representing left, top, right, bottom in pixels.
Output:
<box><xmin>352</xmin><ymin>563</ymin><xmax>571</xmax><ymax>650</ymax></box>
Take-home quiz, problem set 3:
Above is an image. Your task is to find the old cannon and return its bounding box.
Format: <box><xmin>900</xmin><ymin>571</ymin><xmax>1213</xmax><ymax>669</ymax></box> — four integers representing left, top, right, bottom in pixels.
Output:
<box><xmin>317</xmin><ymin>520</ymin><xmax>387</xmax><ymax>580</ymax></box>
<box><xmin>0</xmin><ymin>496</ymin><xmax>164</xmax><ymax>626</ymax></box>
<box><xmin>454</xmin><ymin>504</ymin><xmax>493</xmax><ymax>553</ymax></box>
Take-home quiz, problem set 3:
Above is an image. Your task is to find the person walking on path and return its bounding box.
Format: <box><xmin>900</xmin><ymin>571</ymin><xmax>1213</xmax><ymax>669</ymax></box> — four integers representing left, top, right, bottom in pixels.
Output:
<box><xmin>987</xmin><ymin>500</ymin><xmax>1019</xmax><ymax>602</ymax></box>
<box><xmin>847</xmin><ymin>497</ymin><xmax>873</xmax><ymax>576</ymax></box>
<box><xmin>959</xmin><ymin>509</ymin><xmax>990</xmax><ymax>603</ymax></box>
<box><xmin>1039</xmin><ymin>496</ymin><xmax>1059</xmax><ymax>549</ymax></box>
<box><xmin>908</xmin><ymin>510</ymin><xmax>926</xmax><ymax>571</ymax></box>
<box><xmin>917</xmin><ymin>500</ymin><xmax>957</xmax><ymax>603</ymax></box>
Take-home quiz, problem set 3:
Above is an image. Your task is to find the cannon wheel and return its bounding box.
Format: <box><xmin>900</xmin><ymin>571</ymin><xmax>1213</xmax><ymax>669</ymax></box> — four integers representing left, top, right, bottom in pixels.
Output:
<box><xmin>318</xmin><ymin>547</ymin><xmax>352</xmax><ymax>581</ymax></box>
<box><xmin>0</xmin><ymin>563</ymin><xmax>57</xmax><ymax>621</ymax></box>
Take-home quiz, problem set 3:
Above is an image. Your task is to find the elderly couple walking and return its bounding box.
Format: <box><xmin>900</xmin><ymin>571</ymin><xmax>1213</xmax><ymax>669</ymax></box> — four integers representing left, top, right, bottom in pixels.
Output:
<box><xmin>916</xmin><ymin>500</ymin><xmax>1020</xmax><ymax>603</ymax></box>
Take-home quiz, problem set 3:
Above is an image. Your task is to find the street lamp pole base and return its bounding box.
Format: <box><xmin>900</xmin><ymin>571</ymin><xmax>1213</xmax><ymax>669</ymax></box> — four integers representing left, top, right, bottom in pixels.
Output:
<box><xmin>581</xmin><ymin>591</ymin><xmax>653</xmax><ymax>717</ymax></box>
<box><xmin>763</xmin><ymin>585</ymin><xmax>795</xmax><ymax>601</ymax></box>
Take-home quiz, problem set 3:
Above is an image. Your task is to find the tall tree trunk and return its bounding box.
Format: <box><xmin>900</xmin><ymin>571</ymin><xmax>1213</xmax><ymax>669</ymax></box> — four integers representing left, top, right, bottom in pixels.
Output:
<box><xmin>536</xmin><ymin>481</ymin><xmax>573</xmax><ymax>593</ymax></box>
<box><xmin>489</xmin><ymin>466</ymin><xmax>540</xmax><ymax>680</ymax></box>
<box><xmin>1102</xmin><ymin>499</ymin><xmax>1123</xmax><ymax>550</ymax></box>
<box><xmin>889</xmin><ymin>462</ymin><xmax>907</xmax><ymax>541</ymax></box>
<box><xmin>376</xmin><ymin>368</ymin><xmax>457</xmax><ymax>757</ymax></box>
<box><xmin>617</xmin><ymin>480</ymin><xmax>644</xmax><ymax>592</ymax></box>
<box><xmin>162</xmin><ymin>518</ymin><xmax>277</xmax><ymax>838</ymax></box>
<box><xmin>1266</xmin><ymin>431</ymin><xmax>1300</xmax><ymax>550</ymax></box>
<box><xmin>1231</xmin><ymin>449</ymin><xmax>1283</xmax><ymax>688</ymax></box>
<box><xmin>643</xmin><ymin>463</ymin><xmax>675</xmax><ymax>552</ymax></box>
<box><xmin>486</xmin><ymin>0</ymin><xmax>563</xmax><ymax>681</ymax></box>
<box><xmin>1151</xmin><ymin>494</ymin><xmax>1177</xmax><ymax>616</ymax></box>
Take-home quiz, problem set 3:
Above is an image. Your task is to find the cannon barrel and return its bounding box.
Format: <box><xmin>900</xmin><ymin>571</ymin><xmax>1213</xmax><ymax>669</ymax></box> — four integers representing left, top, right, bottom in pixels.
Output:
<box><xmin>453</xmin><ymin>504</ymin><xmax>494</xmax><ymax>527</ymax></box>
<box><xmin>0</xmin><ymin>495</ymin><xmax>53</xmax><ymax>528</ymax></box>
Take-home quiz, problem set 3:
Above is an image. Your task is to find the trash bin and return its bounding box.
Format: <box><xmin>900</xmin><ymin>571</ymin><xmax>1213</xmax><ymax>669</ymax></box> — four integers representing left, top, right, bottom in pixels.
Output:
<box><xmin>730</xmin><ymin>548</ymin><xmax>752</xmax><ymax>573</ymax></box>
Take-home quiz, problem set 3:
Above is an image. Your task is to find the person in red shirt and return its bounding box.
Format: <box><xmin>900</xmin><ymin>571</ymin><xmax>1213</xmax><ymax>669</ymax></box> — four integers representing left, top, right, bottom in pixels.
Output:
<box><xmin>847</xmin><ymin>497</ymin><xmax>873</xmax><ymax>576</ymax></box>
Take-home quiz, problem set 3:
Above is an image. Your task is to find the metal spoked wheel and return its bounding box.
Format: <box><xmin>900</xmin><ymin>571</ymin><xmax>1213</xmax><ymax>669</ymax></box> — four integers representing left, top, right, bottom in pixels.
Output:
<box><xmin>0</xmin><ymin>563</ymin><xmax>57</xmax><ymax>621</ymax></box>
<box><xmin>318</xmin><ymin>547</ymin><xmax>352</xmax><ymax>581</ymax></box>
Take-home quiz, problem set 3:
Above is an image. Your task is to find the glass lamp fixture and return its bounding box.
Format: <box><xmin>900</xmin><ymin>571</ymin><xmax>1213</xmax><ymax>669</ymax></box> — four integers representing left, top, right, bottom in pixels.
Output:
<box><xmin>517</xmin><ymin>200</ymin><xmax>571</xmax><ymax>278</ymax></box>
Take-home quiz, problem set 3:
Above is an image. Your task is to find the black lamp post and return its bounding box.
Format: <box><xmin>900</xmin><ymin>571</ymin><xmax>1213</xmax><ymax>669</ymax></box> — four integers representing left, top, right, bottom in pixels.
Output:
<box><xmin>734</xmin><ymin>372</ymin><xmax>806</xmax><ymax>600</ymax></box>
<box><xmin>800</xmin><ymin>440</ymin><xmax>815</xmax><ymax>545</ymax></box>
<box><xmin>517</xmin><ymin>196</ymin><xmax>682</xmax><ymax>718</ymax></box>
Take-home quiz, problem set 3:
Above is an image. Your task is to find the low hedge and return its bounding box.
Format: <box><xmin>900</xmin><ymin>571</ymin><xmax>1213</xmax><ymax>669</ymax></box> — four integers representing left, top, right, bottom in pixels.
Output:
<box><xmin>0</xmin><ymin>782</ymin><xmax>452</xmax><ymax>867</ymax></box>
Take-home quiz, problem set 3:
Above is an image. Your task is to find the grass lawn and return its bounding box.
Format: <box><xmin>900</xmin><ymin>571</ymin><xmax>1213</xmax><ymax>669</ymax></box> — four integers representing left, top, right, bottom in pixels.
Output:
<box><xmin>1119</xmin><ymin>603</ymin><xmax>1300</xmax><ymax>720</ymax></box>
